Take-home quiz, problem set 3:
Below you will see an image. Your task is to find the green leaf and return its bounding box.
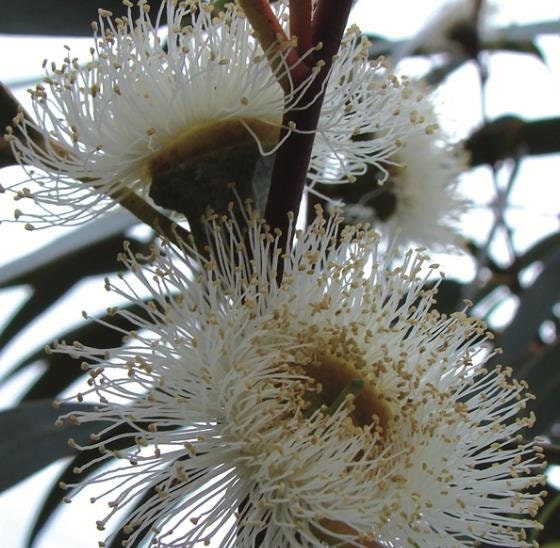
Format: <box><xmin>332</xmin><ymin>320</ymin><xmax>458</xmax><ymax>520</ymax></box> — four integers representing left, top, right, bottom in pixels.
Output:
<box><xmin>26</xmin><ymin>452</ymin><xmax>90</xmax><ymax>548</ymax></box>
<box><xmin>1</xmin><ymin>232</ymin><xmax>140</xmax><ymax>289</ymax></box>
<box><xmin>0</xmin><ymin>82</ymin><xmax>44</xmax><ymax>168</ymax></box>
<box><xmin>0</xmin><ymin>1</ymin><xmax>137</xmax><ymax>36</ymax></box>
<box><xmin>366</xmin><ymin>20</ymin><xmax>559</xmax><ymax>60</ymax></box>
<box><xmin>0</xmin><ymin>209</ymin><xmax>136</xmax><ymax>288</ymax></box>
<box><xmin>497</xmin><ymin>248</ymin><xmax>560</xmax><ymax>369</ymax></box>
<box><xmin>516</xmin><ymin>231</ymin><xmax>560</xmax><ymax>270</ymax></box>
<box><xmin>484</xmin><ymin>39</ymin><xmax>544</xmax><ymax>60</ymax></box>
<box><xmin>28</xmin><ymin>430</ymin><xmax>140</xmax><ymax>548</ymax></box>
<box><xmin>430</xmin><ymin>279</ymin><xmax>464</xmax><ymax>314</ymax></box>
<box><xmin>27</xmin><ymin>416</ymin><xmax>176</xmax><ymax>546</ymax></box>
<box><xmin>6</xmin><ymin>303</ymin><xmax>148</xmax><ymax>400</ymax></box>
<box><xmin>425</xmin><ymin>60</ymin><xmax>465</xmax><ymax>86</ymax></box>
<box><xmin>0</xmin><ymin>233</ymin><xmax>146</xmax><ymax>357</ymax></box>
<box><xmin>0</xmin><ymin>400</ymin><xmax>98</xmax><ymax>492</ymax></box>
<box><xmin>524</xmin><ymin>342</ymin><xmax>560</xmax><ymax>436</ymax></box>
<box><xmin>107</xmin><ymin>486</ymin><xmax>159</xmax><ymax>548</ymax></box>
<box><xmin>529</xmin><ymin>491</ymin><xmax>560</xmax><ymax>545</ymax></box>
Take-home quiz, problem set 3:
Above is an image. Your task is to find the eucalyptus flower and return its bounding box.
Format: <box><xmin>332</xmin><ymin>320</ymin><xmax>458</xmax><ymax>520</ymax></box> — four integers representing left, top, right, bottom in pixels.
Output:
<box><xmin>343</xmin><ymin>127</ymin><xmax>469</xmax><ymax>250</ymax></box>
<box><xmin>55</xmin><ymin>206</ymin><xmax>545</xmax><ymax>547</ymax></box>
<box><xmin>397</xmin><ymin>0</ymin><xmax>495</xmax><ymax>60</ymax></box>
<box><xmin>4</xmin><ymin>0</ymin><xmax>431</xmax><ymax>227</ymax></box>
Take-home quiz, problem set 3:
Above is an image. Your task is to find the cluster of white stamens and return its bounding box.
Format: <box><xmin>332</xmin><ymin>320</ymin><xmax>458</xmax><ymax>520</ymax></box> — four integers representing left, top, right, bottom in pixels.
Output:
<box><xmin>5</xmin><ymin>0</ymin><xmax>433</xmax><ymax>227</ymax></box>
<box><xmin>344</xmin><ymin>127</ymin><xmax>470</xmax><ymax>249</ymax></box>
<box><xmin>53</xmin><ymin>206</ymin><xmax>545</xmax><ymax>546</ymax></box>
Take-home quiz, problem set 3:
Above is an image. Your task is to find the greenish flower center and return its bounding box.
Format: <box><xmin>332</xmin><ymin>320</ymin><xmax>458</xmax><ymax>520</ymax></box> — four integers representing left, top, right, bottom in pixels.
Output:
<box><xmin>146</xmin><ymin>117</ymin><xmax>281</xmax><ymax>231</ymax></box>
<box><xmin>303</xmin><ymin>352</ymin><xmax>392</xmax><ymax>433</ymax></box>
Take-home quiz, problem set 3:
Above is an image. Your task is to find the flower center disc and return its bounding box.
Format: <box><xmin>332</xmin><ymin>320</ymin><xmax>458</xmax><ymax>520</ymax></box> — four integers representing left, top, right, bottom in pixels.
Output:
<box><xmin>304</xmin><ymin>353</ymin><xmax>392</xmax><ymax>434</ymax></box>
<box><xmin>147</xmin><ymin>117</ymin><xmax>280</xmax><ymax>223</ymax></box>
<box><xmin>302</xmin><ymin>353</ymin><xmax>390</xmax><ymax>547</ymax></box>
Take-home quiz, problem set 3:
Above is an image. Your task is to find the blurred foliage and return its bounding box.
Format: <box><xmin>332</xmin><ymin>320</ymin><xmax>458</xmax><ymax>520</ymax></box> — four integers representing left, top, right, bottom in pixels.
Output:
<box><xmin>0</xmin><ymin>84</ymin><xmax>45</xmax><ymax>168</ymax></box>
<box><xmin>0</xmin><ymin>400</ymin><xmax>99</xmax><ymax>491</ymax></box>
<box><xmin>0</xmin><ymin>1</ymin><xmax>140</xmax><ymax>35</ymax></box>
<box><xmin>466</xmin><ymin>116</ymin><xmax>560</xmax><ymax>166</ymax></box>
<box><xmin>1</xmin><ymin>0</ymin><xmax>560</xmax><ymax>546</ymax></box>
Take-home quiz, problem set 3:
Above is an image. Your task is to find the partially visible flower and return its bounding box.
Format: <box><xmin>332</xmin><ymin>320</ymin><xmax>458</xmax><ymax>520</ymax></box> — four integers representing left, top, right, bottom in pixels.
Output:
<box><xmin>5</xmin><ymin>0</ymin><xmax>431</xmax><ymax>227</ymax></box>
<box><xmin>406</xmin><ymin>0</ymin><xmax>495</xmax><ymax>59</ymax></box>
<box><xmin>55</xmin><ymin>206</ymin><xmax>545</xmax><ymax>547</ymax></box>
<box><xmin>343</xmin><ymin>124</ymin><xmax>469</xmax><ymax>250</ymax></box>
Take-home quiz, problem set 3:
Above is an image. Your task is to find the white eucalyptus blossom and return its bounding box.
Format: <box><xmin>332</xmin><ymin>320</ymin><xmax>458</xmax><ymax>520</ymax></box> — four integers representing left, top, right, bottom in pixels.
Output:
<box><xmin>54</xmin><ymin>206</ymin><xmax>546</xmax><ymax>547</ymax></box>
<box><xmin>345</xmin><ymin>126</ymin><xmax>469</xmax><ymax>250</ymax></box>
<box><xmin>4</xmin><ymin>0</ymin><xmax>431</xmax><ymax>227</ymax></box>
<box><xmin>396</xmin><ymin>0</ymin><xmax>496</xmax><ymax>60</ymax></box>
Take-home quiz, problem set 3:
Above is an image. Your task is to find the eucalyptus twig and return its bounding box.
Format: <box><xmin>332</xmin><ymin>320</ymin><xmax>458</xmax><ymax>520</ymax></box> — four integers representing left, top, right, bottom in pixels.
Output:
<box><xmin>237</xmin><ymin>0</ymin><xmax>353</xmax><ymax>256</ymax></box>
<box><xmin>289</xmin><ymin>0</ymin><xmax>312</xmax><ymax>56</ymax></box>
<box><xmin>110</xmin><ymin>191</ymin><xmax>191</xmax><ymax>248</ymax></box>
<box><xmin>236</xmin><ymin>0</ymin><xmax>307</xmax><ymax>92</ymax></box>
<box><xmin>463</xmin><ymin>155</ymin><xmax>522</xmax><ymax>301</ymax></box>
<box><xmin>265</xmin><ymin>0</ymin><xmax>354</xmax><ymax>254</ymax></box>
<box><xmin>463</xmin><ymin>0</ymin><xmax>521</xmax><ymax>302</ymax></box>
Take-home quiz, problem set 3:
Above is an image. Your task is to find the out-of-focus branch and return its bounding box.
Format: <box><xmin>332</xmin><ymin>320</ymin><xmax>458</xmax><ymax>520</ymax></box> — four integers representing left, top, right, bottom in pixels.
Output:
<box><xmin>367</xmin><ymin>20</ymin><xmax>560</xmax><ymax>59</ymax></box>
<box><xmin>110</xmin><ymin>191</ymin><xmax>190</xmax><ymax>247</ymax></box>
<box><xmin>465</xmin><ymin>116</ymin><xmax>560</xmax><ymax>166</ymax></box>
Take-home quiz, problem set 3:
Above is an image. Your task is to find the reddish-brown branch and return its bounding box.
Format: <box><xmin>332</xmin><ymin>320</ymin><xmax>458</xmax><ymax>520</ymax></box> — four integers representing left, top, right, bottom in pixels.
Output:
<box><xmin>265</xmin><ymin>0</ymin><xmax>354</xmax><ymax>255</ymax></box>
<box><xmin>237</xmin><ymin>0</ymin><xmax>307</xmax><ymax>92</ymax></box>
<box><xmin>237</xmin><ymin>0</ymin><xmax>289</xmax><ymax>48</ymax></box>
<box><xmin>289</xmin><ymin>0</ymin><xmax>312</xmax><ymax>57</ymax></box>
<box><xmin>311</xmin><ymin>0</ymin><xmax>353</xmax><ymax>64</ymax></box>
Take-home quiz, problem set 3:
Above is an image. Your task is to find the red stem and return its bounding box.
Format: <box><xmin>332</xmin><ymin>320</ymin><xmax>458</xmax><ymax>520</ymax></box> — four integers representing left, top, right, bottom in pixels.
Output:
<box><xmin>289</xmin><ymin>0</ymin><xmax>312</xmax><ymax>57</ymax></box>
<box><xmin>237</xmin><ymin>0</ymin><xmax>308</xmax><ymax>92</ymax></box>
<box><xmin>311</xmin><ymin>0</ymin><xmax>353</xmax><ymax>64</ymax></box>
<box><xmin>265</xmin><ymin>0</ymin><xmax>354</xmax><ymax>254</ymax></box>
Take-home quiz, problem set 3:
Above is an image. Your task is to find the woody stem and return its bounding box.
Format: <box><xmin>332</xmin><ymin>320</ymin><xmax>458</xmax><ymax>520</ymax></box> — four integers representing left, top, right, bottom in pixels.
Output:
<box><xmin>237</xmin><ymin>0</ymin><xmax>308</xmax><ymax>92</ymax></box>
<box><xmin>265</xmin><ymin>0</ymin><xmax>354</xmax><ymax>257</ymax></box>
<box><xmin>289</xmin><ymin>0</ymin><xmax>312</xmax><ymax>57</ymax></box>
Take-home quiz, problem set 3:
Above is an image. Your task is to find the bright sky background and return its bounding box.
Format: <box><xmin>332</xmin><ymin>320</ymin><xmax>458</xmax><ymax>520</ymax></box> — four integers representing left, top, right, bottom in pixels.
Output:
<box><xmin>0</xmin><ymin>1</ymin><xmax>559</xmax><ymax>546</ymax></box>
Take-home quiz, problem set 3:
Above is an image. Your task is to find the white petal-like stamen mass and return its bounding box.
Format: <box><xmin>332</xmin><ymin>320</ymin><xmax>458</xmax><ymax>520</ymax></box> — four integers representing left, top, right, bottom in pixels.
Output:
<box><xmin>344</xmin><ymin>127</ymin><xmax>469</xmax><ymax>250</ymax></box>
<box><xmin>5</xmin><ymin>0</ymin><xmax>431</xmax><ymax>227</ymax></box>
<box><xmin>54</xmin><ymin>207</ymin><xmax>545</xmax><ymax>547</ymax></box>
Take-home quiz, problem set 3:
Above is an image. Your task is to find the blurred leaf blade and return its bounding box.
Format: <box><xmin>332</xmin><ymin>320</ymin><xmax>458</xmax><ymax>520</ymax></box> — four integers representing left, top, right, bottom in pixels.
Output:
<box><xmin>2</xmin><ymin>302</ymin><xmax>149</xmax><ymax>400</ymax></box>
<box><xmin>0</xmin><ymin>400</ymin><xmax>98</xmax><ymax>492</ymax></box>
<box><xmin>516</xmin><ymin>231</ymin><xmax>560</xmax><ymax>270</ymax></box>
<box><xmin>529</xmin><ymin>491</ymin><xmax>560</xmax><ymax>545</ymax></box>
<box><xmin>26</xmin><ymin>452</ymin><xmax>90</xmax><ymax>548</ymax></box>
<box><xmin>0</xmin><ymin>0</ymin><xmax>133</xmax><ymax>36</ymax></box>
<box><xmin>0</xmin><ymin>232</ymin><xmax>148</xmax><ymax>359</ymax></box>
<box><xmin>524</xmin><ymin>342</ymin><xmax>560</xmax><ymax>437</ymax></box>
<box><xmin>0</xmin><ymin>210</ymin><xmax>137</xmax><ymax>288</ymax></box>
<box><xmin>497</xmin><ymin>247</ymin><xmax>560</xmax><ymax>369</ymax></box>
<box><xmin>0</xmin><ymin>83</ymin><xmax>45</xmax><ymax>168</ymax></box>
<box><xmin>27</xmin><ymin>415</ymin><xmax>176</xmax><ymax>546</ymax></box>
<box><xmin>106</xmin><ymin>487</ymin><xmax>159</xmax><ymax>548</ymax></box>
<box><xmin>366</xmin><ymin>20</ymin><xmax>560</xmax><ymax>58</ymax></box>
<box><xmin>424</xmin><ymin>59</ymin><xmax>466</xmax><ymax>86</ymax></box>
<box><xmin>431</xmin><ymin>279</ymin><xmax>464</xmax><ymax>314</ymax></box>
